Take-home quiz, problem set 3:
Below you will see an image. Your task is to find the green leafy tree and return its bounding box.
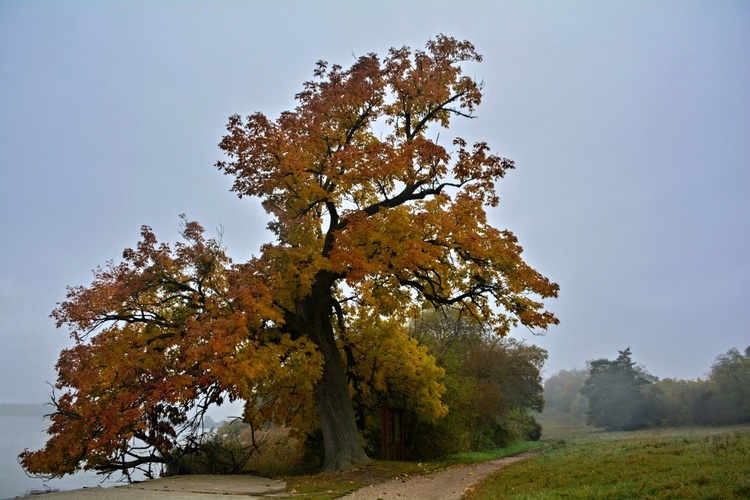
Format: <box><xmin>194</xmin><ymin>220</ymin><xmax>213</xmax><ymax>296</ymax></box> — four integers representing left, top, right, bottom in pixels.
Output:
<box><xmin>544</xmin><ymin>368</ymin><xmax>589</xmax><ymax>421</ymax></box>
<box><xmin>406</xmin><ymin>310</ymin><xmax>547</xmax><ymax>456</ymax></box>
<box><xmin>644</xmin><ymin>378</ymin><xmax>716</xmax><ymax>427</ymax></box>
<box><xmin>710</xmin><ymin>346</ymin><xmax>750</xmax><ymax>422</ymax></box>
<box><xmin>580</xmin><ymin>348</ymin><xmax>656</xmax><ymax>431</ymax></box>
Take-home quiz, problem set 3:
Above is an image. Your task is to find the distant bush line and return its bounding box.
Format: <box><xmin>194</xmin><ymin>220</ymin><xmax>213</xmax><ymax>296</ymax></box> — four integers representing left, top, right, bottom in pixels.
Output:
<box><xmin>0</xmin><ymin>404</ymin><xmax>47</xmax><ymax>417</ymax></box>
<box><xmin>545</xmin><ymin>345</ymin><xmax>750</xmax><ymax>431</ymax></box>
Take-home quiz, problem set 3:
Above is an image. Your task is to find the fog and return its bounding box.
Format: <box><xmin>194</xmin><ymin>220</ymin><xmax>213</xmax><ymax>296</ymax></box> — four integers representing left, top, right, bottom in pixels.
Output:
<box><xmin>1</xmin><ymin>1</ymin><xmax>748</xmax><ymax>406</ymax></box>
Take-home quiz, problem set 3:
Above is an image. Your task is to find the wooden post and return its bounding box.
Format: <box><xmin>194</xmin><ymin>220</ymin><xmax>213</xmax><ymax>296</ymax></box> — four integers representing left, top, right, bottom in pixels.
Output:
<box><xmin>380</xmin><ymin>406</ymin><xmax>405</xmax><ymax>460</ymax></box>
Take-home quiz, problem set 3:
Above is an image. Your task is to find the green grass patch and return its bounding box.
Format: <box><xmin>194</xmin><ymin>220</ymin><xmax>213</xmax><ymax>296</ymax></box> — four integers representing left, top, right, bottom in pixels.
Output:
<box><xmin>445</xmin><ymin>440</ymin><xmax>547</xmax><ymax>465</ymax></box>
<box><xmin>464</xmin><ymin>426</ymin><xmax>750</xmax><ymax>499</ymax></box>
<box><xmin>283</xmin><ymin>441</ymin><xmax>546</xmax><ymax>498</ymax></box>
<box><xmin>534</xmin><ymin>408</ymin><xmax>599</xmax><ymax>441</ymax></box>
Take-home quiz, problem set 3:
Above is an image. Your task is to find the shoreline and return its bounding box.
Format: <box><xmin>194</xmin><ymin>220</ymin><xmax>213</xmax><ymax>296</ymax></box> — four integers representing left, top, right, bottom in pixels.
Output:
<box><xmin>19</xmin><ymin>474</ymin><xmax>287</xmax><ymax>499</ymax></box>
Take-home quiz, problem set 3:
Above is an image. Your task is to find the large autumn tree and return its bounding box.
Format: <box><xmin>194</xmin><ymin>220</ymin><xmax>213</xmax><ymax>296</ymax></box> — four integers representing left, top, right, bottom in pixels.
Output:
<box><xmin>22</xmin><ymin>35</ymin><xmax>558</xmax><ymax>475</ymax></box>
<box><xmin>215</xmin><ymin>34</ymin><xmax>558</xmax><ymax>469</ymax></box>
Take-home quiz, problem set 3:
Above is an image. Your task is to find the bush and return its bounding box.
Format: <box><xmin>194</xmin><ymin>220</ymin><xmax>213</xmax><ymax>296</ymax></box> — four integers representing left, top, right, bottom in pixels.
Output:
<box><xmin>406</xmin><ymin>413</ymin><xmax>471</xmax><ymax>459</ymax></box>
<box><xmin>165</xmin><ymin>431</ymin><xmax>255</xmax><ymax>476</ymax></box>
<box><xmin>490</xmin><ymin>411</ymin><xmax>542</xmax><ymax>447</ymax></box>
<box><xmin>165</xmin><ymin>422</ymin><xmax>305</xmax><ymax>478</ymax></box>
<box><xmin>396</xmin><ymin>310</ymin><xmax>547</xmax><ymax>458</ymax></box>
<box><xmin>244</xmin><ymin>426</ymin><xmax>306</xmax><ymax>477</ymax></box>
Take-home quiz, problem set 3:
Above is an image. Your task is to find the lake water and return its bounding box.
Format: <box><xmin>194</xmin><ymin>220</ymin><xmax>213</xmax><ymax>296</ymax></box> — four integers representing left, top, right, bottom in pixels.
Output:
<box><xmin>0</xmin><ymin>414</ymin><xmax>121</xmax><ymax>499</ymax></box>
<box><xmin>0</xmin><ymin>403</ymin><xmax>238</xmax><ymax>499</ymax></box>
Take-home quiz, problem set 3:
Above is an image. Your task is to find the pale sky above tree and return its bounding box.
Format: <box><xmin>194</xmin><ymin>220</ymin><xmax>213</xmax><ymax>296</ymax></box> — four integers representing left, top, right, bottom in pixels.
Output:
<box><xmin>1</xmin><ymin>1</ymin><xmax>748</xmax><ymax>404</ymax></box>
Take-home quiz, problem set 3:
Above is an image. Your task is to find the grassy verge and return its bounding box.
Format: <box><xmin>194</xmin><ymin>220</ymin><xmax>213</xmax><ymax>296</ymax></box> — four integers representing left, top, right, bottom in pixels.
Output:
<box><xmin>463</xmin><ymin>425</ymin><xmax>750</xmax><ymax>499</ymax></box>
<box><xmin>533</xmin><ymin>408</ymin><xmax>598</xmax><ymax>441</ymax></box>
<box><xmin>445</xmin><ymin>440</ymin><xmax>550</xmax><ymax>466</ymax></box>
<box><xmin>283</xmin><ymin>440</ymin><xmax>547</xmax><ymax>499</ymax></box>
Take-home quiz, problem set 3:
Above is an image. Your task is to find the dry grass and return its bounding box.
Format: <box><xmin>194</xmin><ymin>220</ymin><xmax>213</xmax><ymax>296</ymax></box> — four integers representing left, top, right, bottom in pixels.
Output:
<box><xmin>241</xmin><ymin>426</ymin><xmax>307</xmax><ymax>477</ymax></box>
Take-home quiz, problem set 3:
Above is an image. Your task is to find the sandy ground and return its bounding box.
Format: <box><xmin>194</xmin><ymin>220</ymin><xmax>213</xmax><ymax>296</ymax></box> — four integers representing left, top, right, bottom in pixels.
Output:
<box><xmin>29</xmin><ymin>449</ymin><xmax>541</xmax><ymax>499</ymax></box>
<box><xmin>26</xmin><ymin>474</ymin><xmax>287</xmax><ymax>499</ymax></box>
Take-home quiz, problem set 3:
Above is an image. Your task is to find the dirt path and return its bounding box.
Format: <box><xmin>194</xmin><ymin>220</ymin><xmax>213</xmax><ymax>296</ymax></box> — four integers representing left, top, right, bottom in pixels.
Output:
<box><xmin>339</xmin><ymin>449</ymin><xmax>542</xmax><ymax>500</ymax></box>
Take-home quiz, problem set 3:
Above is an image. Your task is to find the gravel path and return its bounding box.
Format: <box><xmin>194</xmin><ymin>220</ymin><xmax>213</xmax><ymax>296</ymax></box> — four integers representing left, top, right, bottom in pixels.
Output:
<box><xmin>340</xmin><ymin>449</ymin><xmax>541</xmax><ymax>500</ymax></box>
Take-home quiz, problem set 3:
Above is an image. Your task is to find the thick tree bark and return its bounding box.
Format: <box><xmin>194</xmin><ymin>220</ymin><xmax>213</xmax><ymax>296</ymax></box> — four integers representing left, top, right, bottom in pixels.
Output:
<box><xmin>311</xmin><ymin>323</ymin><xmax>371</xmax><ymax>470</ymax></box>
<box><xmin>296</xmin><ymin>275</ymin><xmax>371</xmax><ymax>471</ymax></box>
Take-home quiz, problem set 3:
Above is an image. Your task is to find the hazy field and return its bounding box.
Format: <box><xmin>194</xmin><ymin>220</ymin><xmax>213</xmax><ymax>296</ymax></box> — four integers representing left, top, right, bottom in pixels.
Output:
<box><xmin>464</xmin><ymin>414</ymin><xmax>750</xmax><ymax>499</ymax></box>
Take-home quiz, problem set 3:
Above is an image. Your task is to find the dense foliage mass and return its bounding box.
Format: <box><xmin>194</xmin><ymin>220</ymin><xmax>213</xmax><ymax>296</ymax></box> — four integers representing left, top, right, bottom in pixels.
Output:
<box><xmin>580</xmin><ymin>348</ymin><xmax>657</xmax><ymax>431</ymax></box>
<box><xmin>542</xmin><ymin>368</ymin><xmax>588</xmax><ymax>421</ymax></box>
<box><xmin>545</xmin><ymin>346</ymin><xmax>750</xmax><ymax>430</ymax></box>
<box><xmin>395</xmin><ymin>311</ymin><xmax>546</xmax><ymax>458</ymax></box>
<box><xmin>21</xmin><ymin>35</ymin><xmax>558</xmax><ymax>478</ymax></box>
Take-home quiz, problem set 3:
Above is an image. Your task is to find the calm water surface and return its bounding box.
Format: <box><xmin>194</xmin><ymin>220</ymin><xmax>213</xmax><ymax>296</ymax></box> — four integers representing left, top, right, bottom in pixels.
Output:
<box><xmin>0</xmin><ymin>414</ymin><xmax>121</xmax><ymax>499</ymax></box>
<box><xmin>0</xmin><ymin>403</ymin><xmax>234</xmax><ymax>499</ymax></box>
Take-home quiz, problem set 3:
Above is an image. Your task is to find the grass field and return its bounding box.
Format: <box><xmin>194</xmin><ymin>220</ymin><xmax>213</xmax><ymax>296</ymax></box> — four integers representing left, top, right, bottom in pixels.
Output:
<box><xmin>464</xmin><ymin>421</ymin><xmax>750</xmax><ymax>499</ymax></box>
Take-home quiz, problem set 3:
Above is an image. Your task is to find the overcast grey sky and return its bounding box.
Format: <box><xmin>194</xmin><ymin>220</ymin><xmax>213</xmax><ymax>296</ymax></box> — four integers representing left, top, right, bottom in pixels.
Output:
<box><xmin>1</xmin><ymin>1</ymin><xmax>748</xmax><ymax>405</ymax></box>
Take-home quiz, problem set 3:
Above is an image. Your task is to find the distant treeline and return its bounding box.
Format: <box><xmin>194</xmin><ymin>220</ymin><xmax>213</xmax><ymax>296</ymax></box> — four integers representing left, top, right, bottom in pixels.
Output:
<box><xmin>0</xmin><ymin>404</ymin><xmax>48</xmax><ymax>417</ymax></box>
<box><xmin>0</xmin><ymin>403</ymin><xmax>228</xmax><ymax>427</ymax></box>
<box><xmin>544</xmin><ymin>345</ymin><xmax>750</xmax><ymax>430</ymax></box>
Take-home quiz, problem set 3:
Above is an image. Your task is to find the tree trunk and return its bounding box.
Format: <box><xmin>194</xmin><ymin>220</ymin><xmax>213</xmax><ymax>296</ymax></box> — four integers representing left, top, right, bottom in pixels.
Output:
<box><xmin>297</xmin><ymin>276</ymin><xmax>371</xmax><ymax>471</ymax></box>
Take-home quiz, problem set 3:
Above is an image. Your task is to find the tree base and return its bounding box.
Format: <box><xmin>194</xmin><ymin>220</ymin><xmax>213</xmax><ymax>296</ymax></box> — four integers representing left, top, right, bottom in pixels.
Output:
<box><xmin>322</xmin><ymin>447</ymin><xmax>372</xmax><ymax>472</ymax></box>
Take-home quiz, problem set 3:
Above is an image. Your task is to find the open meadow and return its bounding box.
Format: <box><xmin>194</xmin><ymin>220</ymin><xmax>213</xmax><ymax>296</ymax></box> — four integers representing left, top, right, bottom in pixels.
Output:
<box><xmin>464</xmin><ymin>416</ymin><xmax>750</xmax><ymax>499</ymax></box>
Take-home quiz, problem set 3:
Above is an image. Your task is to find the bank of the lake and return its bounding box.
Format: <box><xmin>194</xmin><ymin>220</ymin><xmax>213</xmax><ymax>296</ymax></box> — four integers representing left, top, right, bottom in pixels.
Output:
<box><xmin>0</xmin><ymin>403</ymin><xmax>235</xmax><ymax>499</ymax></box>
